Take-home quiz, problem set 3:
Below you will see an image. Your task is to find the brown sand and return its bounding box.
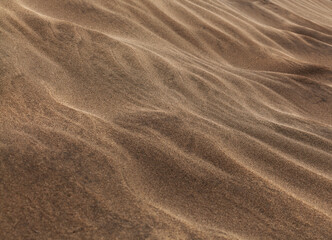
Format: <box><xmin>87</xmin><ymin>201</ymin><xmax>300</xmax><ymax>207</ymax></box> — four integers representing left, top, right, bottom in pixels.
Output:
<box><xmin>1</xmin><ymin>0</ymin><xmax>332</xmax><ymax>239</ymax></box>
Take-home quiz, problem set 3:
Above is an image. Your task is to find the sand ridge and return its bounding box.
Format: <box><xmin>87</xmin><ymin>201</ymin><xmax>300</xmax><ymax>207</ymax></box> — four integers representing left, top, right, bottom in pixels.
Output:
<box><xmin>1</xmin><ymin>0</ymin><xmax>332</xmax><ymax>239</ymax></box>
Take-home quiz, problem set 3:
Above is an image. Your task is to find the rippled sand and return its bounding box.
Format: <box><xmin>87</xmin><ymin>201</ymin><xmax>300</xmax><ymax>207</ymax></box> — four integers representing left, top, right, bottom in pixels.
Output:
<box><xmin>1</xmin><ymin>0</ymin><xmax>332</xmax><ymax>239</ymax></box>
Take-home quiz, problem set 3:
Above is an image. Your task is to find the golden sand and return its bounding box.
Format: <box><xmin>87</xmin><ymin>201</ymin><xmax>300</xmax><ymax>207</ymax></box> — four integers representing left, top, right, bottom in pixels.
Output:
<box><xmin>1</xmin><ymin>0</ymin><xmax>332</xmax><ymax>239</ymax></box>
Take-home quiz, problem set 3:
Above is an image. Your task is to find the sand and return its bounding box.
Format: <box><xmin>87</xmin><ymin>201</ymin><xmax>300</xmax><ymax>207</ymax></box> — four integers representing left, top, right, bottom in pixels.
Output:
<box><xmin>1</xmin><ymin>0</ymin><xmax>332</xmax><ymax>239</ymax></box>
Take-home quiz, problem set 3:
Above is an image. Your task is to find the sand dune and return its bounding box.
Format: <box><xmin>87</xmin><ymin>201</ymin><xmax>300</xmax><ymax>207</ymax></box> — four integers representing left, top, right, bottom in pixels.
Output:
<box><xmin>1</xmin><ymin>0</ymin><xmax>332</xmax><ymax>239</ymax></box>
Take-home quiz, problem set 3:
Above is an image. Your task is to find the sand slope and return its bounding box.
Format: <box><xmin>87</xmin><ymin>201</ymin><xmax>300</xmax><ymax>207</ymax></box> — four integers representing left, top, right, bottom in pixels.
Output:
<box><xmin>1</xmin><ymin>0</ymin><xmax>332</xmax><ymax>239</ymax></box>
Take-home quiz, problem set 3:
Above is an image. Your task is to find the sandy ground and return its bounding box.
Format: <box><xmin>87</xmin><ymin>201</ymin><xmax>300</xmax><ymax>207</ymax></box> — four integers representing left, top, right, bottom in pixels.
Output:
<box><xmin>1</xmin><ymin>0</ymin><xmax>332</xmax><ymax>239</ymax></box>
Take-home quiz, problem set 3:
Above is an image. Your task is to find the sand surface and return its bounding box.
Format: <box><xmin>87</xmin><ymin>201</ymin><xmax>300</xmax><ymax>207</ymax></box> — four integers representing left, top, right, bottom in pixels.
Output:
<box><xmin>1</xmin><ymin>0</ymin><xmax>332</xmax><ymax>239</ymax></box>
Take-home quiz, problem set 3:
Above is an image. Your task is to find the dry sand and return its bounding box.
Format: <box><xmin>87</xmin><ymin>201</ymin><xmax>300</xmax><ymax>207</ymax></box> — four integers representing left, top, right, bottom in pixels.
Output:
<box><xmin>1</xmin><ymin>0</ymin><xmax>332</xmax><ymax>239</ymax></box>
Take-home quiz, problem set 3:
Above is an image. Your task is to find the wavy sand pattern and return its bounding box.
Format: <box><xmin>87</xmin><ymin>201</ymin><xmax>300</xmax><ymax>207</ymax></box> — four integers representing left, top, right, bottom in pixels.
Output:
<box><xmin>1</xmin><ymin>0</ymin><xmax>332</xmax><ymax>239</ymax></box>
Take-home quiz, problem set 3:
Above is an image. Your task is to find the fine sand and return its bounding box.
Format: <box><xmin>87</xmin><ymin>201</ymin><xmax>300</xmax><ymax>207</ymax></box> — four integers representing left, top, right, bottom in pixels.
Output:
<box><xmin>1</xmin><ymin>0</ymin><xmax>332</xmax><ymax>239</ymax></box>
